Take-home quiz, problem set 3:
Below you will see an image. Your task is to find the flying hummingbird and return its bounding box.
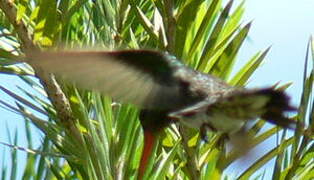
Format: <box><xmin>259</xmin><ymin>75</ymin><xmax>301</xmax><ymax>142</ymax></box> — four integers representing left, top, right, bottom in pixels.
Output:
<box><xmin>31</xmin><ymin>50</ymin><xmax>296</xmax><ymax>177</ymax></box>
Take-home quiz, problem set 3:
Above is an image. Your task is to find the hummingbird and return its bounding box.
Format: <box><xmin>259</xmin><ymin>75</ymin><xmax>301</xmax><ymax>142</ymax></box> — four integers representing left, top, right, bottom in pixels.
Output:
<box><xmin>31</xmin><ymin>50</ymin><xmax>296</xmax><ymax>177</ymax></box>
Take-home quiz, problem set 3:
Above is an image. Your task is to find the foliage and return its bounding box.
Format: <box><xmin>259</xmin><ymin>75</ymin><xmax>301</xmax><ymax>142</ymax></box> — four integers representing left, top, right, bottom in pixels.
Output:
<box><xmin>0</xmin><ymin>0</ymin><xmax>312</xmax><ymax>179</ymax></box>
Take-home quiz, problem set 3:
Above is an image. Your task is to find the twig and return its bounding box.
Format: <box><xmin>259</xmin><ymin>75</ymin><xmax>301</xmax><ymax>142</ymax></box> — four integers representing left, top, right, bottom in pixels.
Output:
<box><xmin>0</xmin><ymin>1</ymin><xmax>34</xmax><ymax>50</ymax></box>
<box><xmin>0</xmin><ymin>141</ymin><xmax>75</xmax><ymax>159</ymax></box>
<box><xmin>179</xmin><ymin>126</ymin><xmax>199</xmax><ymax>180</ymax></box>
<box><xmin>164</xmin><ymin>0</ymin><xmax>176</xmax><ymax>53</ymax></box>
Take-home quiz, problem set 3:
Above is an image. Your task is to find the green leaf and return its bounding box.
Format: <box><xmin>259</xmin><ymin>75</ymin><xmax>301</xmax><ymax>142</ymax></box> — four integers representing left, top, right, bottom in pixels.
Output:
<box><xmin>238</xmin><ymin>137</ymin><xmax>294</xmax><ymax>179</ymax></box>
<box><xmin>0</xmin><ymin>65</ymin><xmax>34</xmax><ymax>76</ymax></box>
<box><xmin>0</xmin><ymin>48</ymin><xmax>21</xmax><ymax>65</ymax></box>
<box><xmin>130</xmin><ymin>3</ymin><xmax>159</xmax><ymax>42</ymax></box>
<box><xmin>209</xmin><ymin>22</ymin><xmax>251</xmax><ymax>79</ymax></box>
<box><xmin>16</xmin><ymin>0</ymin><xmax>28</xmax><ymax>22</ymax></box>
<box><xmin>0</xmin><ymin>85</ymin><xmax>47</xmax><ymax>115</ymax></box>
<box><xmin>175</xmin><ymin>0</ymin><xmax>205</xmax><ymax>57</ymax></box>
<box><xmin>230</xmin><ymin>47</ymin><xmax>270</xmax><ymax>86</ymax></box>
<box><xmin>10</xmin><ymin>130</ymin><xmax>18</xmax><ymax>180</ymax></box>
<box><xmin>150</xmin><ymin>140</ymin><xmax>180</xmax><ymax>180</ymax></box>
<box><xmin>198</xmin><ymin>0</ymin><xmax>234</xmax><ymax>70</ymax></box>
<box><xmin>188</xmin><ymin>0</ymin><xmax>222</xmax><ymax>58</ymax></box>
<box><xmin>221</xmin><ymin>126</ymin><xmax>282</xmax><ymax>169</ymax></box>
<box><xmin>33</xmin><ymin>0</ymin><xmax>60</xmax><ymax>45</ymax></box>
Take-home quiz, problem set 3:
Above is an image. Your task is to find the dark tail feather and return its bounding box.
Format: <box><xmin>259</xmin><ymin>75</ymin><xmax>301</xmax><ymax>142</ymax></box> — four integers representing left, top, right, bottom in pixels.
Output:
<box><xmin>257</xmin><ymin>88</ymin><xmax>297</xmax><ymax>129</ymax></box>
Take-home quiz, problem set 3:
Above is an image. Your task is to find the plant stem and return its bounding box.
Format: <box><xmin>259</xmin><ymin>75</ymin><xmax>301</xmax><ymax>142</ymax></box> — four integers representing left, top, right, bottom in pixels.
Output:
<box><xmin>179</xmin><ymin>126</ymin><xmax>199</xmax><ymax>180</ymax></box>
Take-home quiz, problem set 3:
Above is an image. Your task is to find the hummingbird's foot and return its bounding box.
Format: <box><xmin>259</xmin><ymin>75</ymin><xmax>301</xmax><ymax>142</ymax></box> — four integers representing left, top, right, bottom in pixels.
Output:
<box><xmin>216</xmin><ymin>133</ymin><xmax>229</xmax><ymax>150</ymax></box>
<box><xmin>200</xmin><ymin>123</ymin><xmax>217</xmax><ymax>142</ymax></box>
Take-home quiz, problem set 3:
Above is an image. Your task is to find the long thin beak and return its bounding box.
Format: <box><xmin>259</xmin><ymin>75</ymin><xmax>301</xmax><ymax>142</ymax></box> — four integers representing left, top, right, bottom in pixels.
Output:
<box><xmin>139</xmin><ymin>130</ymin><xmax>156</xmax><ymax>179</ymax></box>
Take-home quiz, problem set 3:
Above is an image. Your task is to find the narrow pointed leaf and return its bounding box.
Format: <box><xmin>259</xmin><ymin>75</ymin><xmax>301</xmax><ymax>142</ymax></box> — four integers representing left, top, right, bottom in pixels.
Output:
<box><xmin>230</xmin><ymin>47</ymin><xmax>270</xmax><ymax>86</ymax></box>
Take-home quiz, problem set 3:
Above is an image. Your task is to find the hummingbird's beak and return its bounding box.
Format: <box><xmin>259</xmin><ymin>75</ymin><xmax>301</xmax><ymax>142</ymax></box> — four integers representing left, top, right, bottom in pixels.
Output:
<box><xmin>139</xmin><ymin>130</ymin><xmax>156</xmax><ymax>179</ymax></box>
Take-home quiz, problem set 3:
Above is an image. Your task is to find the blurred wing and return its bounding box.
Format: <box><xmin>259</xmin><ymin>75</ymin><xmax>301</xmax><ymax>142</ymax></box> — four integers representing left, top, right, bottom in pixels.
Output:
<box><xmin>31</xmin><ymin>50</ymin><xmax>181</xmax><ymax>109</ymax></box>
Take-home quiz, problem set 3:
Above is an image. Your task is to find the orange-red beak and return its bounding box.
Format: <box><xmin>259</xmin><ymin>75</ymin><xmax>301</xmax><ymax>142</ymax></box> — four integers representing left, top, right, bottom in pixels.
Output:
<box><xmin>139</xmin><ymin>130</ymin><xmax>156</xmax><ymax>179</ymax></box>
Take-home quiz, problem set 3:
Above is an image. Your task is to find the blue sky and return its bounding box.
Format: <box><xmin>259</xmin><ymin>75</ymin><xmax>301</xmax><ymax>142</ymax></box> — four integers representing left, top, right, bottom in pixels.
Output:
<box><xmin>228</xmin><ymin>0</ymin><xmax>314</xmax><ymax>177</ymax></box>
<box><xmin>238</xmin><ymin>0</ymin><xmax>314</xmax><ymax>104</ymax></box>
<box><xmin>1</xmin><ymin>0</ymin><xmax>314</xmax><ymax>179</ymax></box>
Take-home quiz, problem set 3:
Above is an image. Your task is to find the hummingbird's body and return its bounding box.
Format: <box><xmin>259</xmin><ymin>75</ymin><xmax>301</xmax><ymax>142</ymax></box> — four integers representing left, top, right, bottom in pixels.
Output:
<box><xmin>32</xmin><ymin>49</ymin><xmax>296</xmax><ymax>178</ymax></box>
<box><xmin>139</xmin><ymin>66</ymin><xmax>233</xmax><ymax>132</ymax></box>
<box><xmin>127</xmin><ymin>51</ymin><xmax>237</xmax><ymax>133</ymax></box>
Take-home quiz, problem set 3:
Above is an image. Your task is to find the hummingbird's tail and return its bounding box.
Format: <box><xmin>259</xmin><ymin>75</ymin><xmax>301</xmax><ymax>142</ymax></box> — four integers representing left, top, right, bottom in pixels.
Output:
<box><xmin>257</xmin><ymin>88</ymin><xmax>297</xmax><ymax>129</ymax></box>
<box><xmin>208</xmin><ymin>87</ymin><xmax>297</xmax><ymax>130</ymax></box>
